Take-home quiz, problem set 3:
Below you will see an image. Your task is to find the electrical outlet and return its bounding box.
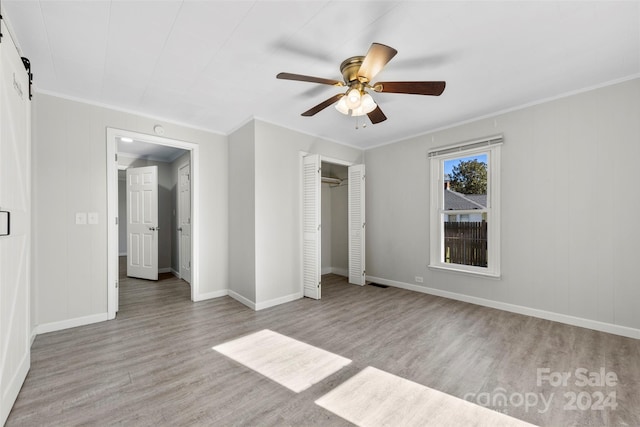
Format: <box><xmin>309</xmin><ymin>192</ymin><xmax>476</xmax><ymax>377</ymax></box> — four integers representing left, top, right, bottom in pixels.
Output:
<box><xmin>88</xmin><ymin>212</ymin><xmax>99</xmax><ymax>225</ymax></box>
<box><xmin>75</xmin><ymin>212</ymin><xmax>87</xmax><ymax>225</ymax></box>
<box><xmin>415</xmin><ymin>276</ymin><xmax>424</xmax><ymax>283</ymax></box>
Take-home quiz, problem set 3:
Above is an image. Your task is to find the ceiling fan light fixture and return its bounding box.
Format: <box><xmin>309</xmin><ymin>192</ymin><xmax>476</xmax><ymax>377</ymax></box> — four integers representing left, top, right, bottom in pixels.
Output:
<box><xmin>350</xmin><ymin>105</ymin><xmax>366</xmax><ymax>117</ymax></box>
<box><xmin>345</xmin><ymin>88</ymin><xmax>361</xmax><ymax>109</ymax></box>
<box><xmin>335</xmin><ymin>96</ymin><xmax>349</xmax><ymax>115</ymax></box>
<box><xmin>360</xmin><ymin>93</ymin><xmax>377</xmax><ymax>114</ymax></box>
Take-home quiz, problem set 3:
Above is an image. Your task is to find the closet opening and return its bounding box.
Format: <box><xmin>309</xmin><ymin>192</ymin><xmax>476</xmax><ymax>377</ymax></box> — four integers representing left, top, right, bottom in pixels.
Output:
<box><xmin>321</xmin><ymin>162</ymin><xmax>349</xmax><ymax>281</ymax></box>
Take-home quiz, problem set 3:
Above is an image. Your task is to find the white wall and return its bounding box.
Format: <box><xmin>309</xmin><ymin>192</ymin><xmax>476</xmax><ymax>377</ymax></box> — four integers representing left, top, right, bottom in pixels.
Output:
<box><xmin>228</xmin><ymin>120</ymin><xmax>256</xmax><ymax>303</ymax></box>
<box><xmin>32</xmin><ymin>93</ymin><xmax>228</xmax><ymax>328</ymax></box>
<box><xmin>365</xmin><ymin>78</ymin><xmax>640</xmax><ymax>336</ymax></box>
<box><xmin>252</xmin><ymin>120</ymin><xmax>363</xmax><ymax>307</ymax></box>
<box><xmin>321</xmin><ymin>183</ymin><xmax>332</xmax><ymax>274</ymax></box>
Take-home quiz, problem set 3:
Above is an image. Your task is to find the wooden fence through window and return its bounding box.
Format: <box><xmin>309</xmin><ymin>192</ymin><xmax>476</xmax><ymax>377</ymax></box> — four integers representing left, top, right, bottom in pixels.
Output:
<box><xmin>444</xmin><ymin>221</ymin><xmax>488</xmax><ymax>267</ymax></box>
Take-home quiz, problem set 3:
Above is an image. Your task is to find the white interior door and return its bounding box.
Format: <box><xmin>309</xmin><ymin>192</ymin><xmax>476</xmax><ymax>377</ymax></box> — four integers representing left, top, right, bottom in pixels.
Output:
<box><xmin>127</xmin><ymin>166</ymin><xmax>159</xmax><ymax>281</ymax></box>
<box><xmin>0</xmin><ymin>21</ymin><xmax>31</xmax><ymax>425</ymax></box>
<box><xmin>348</xmin><ymin>164</ymin><xmax>366</xmax><ymax>285</ymax></box>
<box><xmin>302</xmin><ymin>154</ymin><xmax>321</xmax><ymax>299</ymax></box>
<box><xmin>178</xmin><ymin>162</ymin><xmax>191</xmax><ymax>284</ymax></box>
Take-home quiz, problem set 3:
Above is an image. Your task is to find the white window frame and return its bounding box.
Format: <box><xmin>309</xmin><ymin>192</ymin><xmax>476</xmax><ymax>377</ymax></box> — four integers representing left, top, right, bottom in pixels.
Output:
<box><xmin>429</xmin><ymin>136</ymin><xmax>502</xmax><ymax>278</ymax></box>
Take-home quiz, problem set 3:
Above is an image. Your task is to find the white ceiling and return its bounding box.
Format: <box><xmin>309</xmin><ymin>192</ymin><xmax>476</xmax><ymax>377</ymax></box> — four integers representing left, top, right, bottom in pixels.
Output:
<box><xmin>4</xmin><ymin>1</ymin><xmax>639</xmax><ymax>149</ymax></box>
<box><xmin>117</xmin><ymin>138</ymin><xmax>187</xmax><ymax>163</ymax></box>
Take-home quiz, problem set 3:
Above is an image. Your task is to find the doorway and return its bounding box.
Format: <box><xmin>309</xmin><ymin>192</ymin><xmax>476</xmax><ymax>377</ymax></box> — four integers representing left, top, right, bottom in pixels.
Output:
<box><xmin>321</xmin><ymin>162</ymin><xmax>349</xmax><ymax>277</ymax></box>
<box><xmin>107</xmin><ymin>128</ymin><xmax>200</xmax><ymax>320</ymax></box>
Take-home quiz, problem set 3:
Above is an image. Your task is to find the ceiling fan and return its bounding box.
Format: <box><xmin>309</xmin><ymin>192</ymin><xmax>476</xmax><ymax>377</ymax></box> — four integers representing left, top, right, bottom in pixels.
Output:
<box><xmin>277</xmin><ymin>43</ymin><xmax>446</xmax><ymax>125</ymax></box>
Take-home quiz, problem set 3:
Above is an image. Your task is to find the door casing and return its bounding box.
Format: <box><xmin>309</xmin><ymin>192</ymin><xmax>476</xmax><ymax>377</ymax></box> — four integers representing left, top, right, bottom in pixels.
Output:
<box><xmin>107</xmin><ymin>128</ymin><xmax>199</xmax><ymax>319</ymax></box>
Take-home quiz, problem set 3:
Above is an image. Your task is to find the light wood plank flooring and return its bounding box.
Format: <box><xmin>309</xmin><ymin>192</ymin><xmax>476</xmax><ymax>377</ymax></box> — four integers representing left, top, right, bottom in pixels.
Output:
<box><xmin>6</xmin><ymin>267</ymin><xmax>640</xmax><ymax>426</ymax></box>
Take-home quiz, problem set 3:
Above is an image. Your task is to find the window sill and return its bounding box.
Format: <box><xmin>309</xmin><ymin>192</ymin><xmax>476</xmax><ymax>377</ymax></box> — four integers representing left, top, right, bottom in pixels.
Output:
<box><xmin>428</xmin><ymin>264</ymin><xmax>501</xmax><ymax>280</ymax></box>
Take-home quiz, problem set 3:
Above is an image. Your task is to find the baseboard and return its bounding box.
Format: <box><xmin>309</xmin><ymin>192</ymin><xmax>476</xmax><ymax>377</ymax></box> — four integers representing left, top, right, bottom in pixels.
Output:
<box><xmin>1</xmin><ymin>350</ymin><xmax>29</xmax><ymax>425</ymax></box>
<box><xmin>30</xmin><ymin>328</ymin><xmax>37</xmax><ymax>346</ymax></box>
<box><xmin>158</xmin><ymin>267</ymin><xmax>171</xmax><ymax>274</ymax></box>
<box><xmin>36</xmin><ymin>313</ymin><xmax>109</xmax><ymax>335</ymax></box>
<box><xmin>228</xmin><ymin>290</ymin><xmax>256</xmax><ymax>310</ymax></box>
<box><xmin>171</xmin><ymin>268</ymin><xmax>181</xmax><ymax>279</ymax></box>
<box><xmin>321</xmin><ymin>267</ymin><xmax>332</xmax><ymax>275</ymax></box>
<box><xmin>331</xmin><ymin>267</ymin><xmax>348</xmax><ymax>277</ymax></box>
<box><xmin>256</xmin><ymin>292</ymin><xmax>303</xmax><ymax>311</ymax></box>
<box><xmin>366</xmin><ymin>275</ymin><xmax>640</xmax><ymax>340</ymax></box>
<box><xmin>194</xmin><ymin>289</ymin><xmax>228</xmax><ymax>302</ymax></box>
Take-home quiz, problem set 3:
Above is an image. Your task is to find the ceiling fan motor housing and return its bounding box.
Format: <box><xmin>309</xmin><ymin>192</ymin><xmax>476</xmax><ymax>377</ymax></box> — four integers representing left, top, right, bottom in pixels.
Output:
<box><xmin>340</xmin><ymin>56</ymin><xmax>366</xmax><ymax>83</ymax></box>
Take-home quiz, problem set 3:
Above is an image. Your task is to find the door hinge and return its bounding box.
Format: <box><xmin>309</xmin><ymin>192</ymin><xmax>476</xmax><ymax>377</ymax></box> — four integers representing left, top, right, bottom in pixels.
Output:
<box><xmin>115</xmin><ymin>280</ymin><xmax>119</xmax><ymax>288</ymax></box>
<box><xmin>0</xmin><ymin>14</ymin><xmax>3</xmax><ymax>43</ymax></box>
<box><xmin>115</xmin><ymin>153</ymin><xmax>118</xmax><ymax>162</ymax></box>
<box><xmin>363</xmin><ymin>270</ymin><xmax>366</xmax><ymax>276</ymax></box>
<box><xmin>115</xmin><ymin>216</ymin><xmax>118</xmax><ymax>225</ymax></box>
<box><xmin>318</xmin><ymin>282</ymin><xmax>321</xmax><ymax>288</ymax></box>
<box><xmin>21</xmin><ymin>57</ymin><xmax>33</xmax><ymax>100</ymax></box>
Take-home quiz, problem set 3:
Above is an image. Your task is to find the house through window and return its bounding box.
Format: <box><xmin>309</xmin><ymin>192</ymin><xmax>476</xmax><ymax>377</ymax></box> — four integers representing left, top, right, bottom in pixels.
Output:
<box><xmin>429</xmin><ymin>137</ymin><xmax>502</xmax><ymax>277</ymax></box>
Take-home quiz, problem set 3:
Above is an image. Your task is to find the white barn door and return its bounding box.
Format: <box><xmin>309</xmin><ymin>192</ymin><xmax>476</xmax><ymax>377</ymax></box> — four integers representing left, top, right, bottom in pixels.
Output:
<box><xmin>302</xmin><ymin>154</ymin><xmax>321</xmax><ymax>299</ymax></box>
<box><xmin>127</xmin><ymin>166</ymin><xmax>159</xmax><ymax>281</ymax></box>
<box><xmin>0</xmin><ymin>22</ymin><xmax>31</xmax><ymax>424</ymax></box>
<box><xmin>178</xmin><ymin>163</ymin><xmax>191</xmax><ymax>283</ymax></box>
<box><xmin>348</xmin><ymin>164</ymin><xmax>366</xmax><ymax>285</ymax></box>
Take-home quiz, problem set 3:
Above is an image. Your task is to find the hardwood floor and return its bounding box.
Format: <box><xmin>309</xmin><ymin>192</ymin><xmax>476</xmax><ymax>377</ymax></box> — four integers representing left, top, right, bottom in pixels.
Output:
<box><xmin>6</xmin><ymin>268</ymin><xmax>640</xmax><ymax>426</ymax></box>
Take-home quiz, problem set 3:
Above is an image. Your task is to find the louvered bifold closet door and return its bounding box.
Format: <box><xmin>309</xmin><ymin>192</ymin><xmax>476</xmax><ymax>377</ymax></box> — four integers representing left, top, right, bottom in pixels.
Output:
<box><xmin>302</xmin><ymin>154</ymin><xmax>321</xmax><ymax>299</ymax></box>
<box><xmin>348</xmin><ymin>164</ymin><xmax>365</xmax><ymax>285</ymax></box>
<box><xmin>0</xmin><ymin>19</ymin><xmax>32</xmax><ymax>425</ymax></box>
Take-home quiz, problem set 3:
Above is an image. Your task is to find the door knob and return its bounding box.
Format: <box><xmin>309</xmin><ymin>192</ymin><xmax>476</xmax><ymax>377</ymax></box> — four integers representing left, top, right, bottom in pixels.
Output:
<box><xmin>149</xmin><ymin>227</ymin><xmax>156</xmax><ymax>231</ymax></box>
<box><xmin>178</xmin><ymin>227</ymin><xmax>183</xmax><ymax>231</ymax></box>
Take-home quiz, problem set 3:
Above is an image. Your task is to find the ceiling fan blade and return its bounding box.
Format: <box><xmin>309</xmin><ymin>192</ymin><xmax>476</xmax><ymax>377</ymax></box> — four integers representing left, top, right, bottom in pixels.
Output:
<box><xmin>367</xmin><ymin>105</ymin><xmax>387</xmax><ymax>124</ymax></box>
<box><xmin>277</xmin><ymin>72</ymin><xmax>344</xmax><ymax>86</ymax></box>
<box><xmin>301</xmin><ymin>94</ymin><xmax>344</xmax><ymax>117</ymax></box>
<box><xmin>374</xmin><ymin>81</ymin><xmax>446</xmax><ymax>96</ymax></box>
<box><xmin>357</xmin><ymin>43</ymin><xmax>398</xmax><ymax>82</ymax></box>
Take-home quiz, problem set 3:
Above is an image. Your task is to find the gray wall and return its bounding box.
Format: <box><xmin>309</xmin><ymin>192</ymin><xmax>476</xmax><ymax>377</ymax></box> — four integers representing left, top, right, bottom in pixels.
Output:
<box><xmin>320</xmin><ymin>182</ymin><xmax>348</xmax><ymax>275</ymax></box>
<box><xmin>253</xmin><ymin>120</ymin><xmax>363</xmax><ymax>305</ymax></box>
<box><xmin>227</xmin><ymin>119</ymin><xmax>363</xmax><ymax>307</ymax></box>
<box><xmin>321</xmin><ymin>183</ymin><xmax>332</xmax><ymax>273</ymax></box>
<box><xmin>32</xmin><ymin>93</ymin><xmax>228</xmax><ymax>327</ymax></box>
<box><xmin>228</xmin><ymin>120</ymin><xmax>256</xmax><ymax>302</ymax></box>
<box><xmin>330</xmin><ymin>183</ymin><xmax>348</xmax><ymax>272</ymax></box>
<box><xmin>365</xmin><ymin>78</ymin><xmax>640</xmax><ymax>331</ymax></box>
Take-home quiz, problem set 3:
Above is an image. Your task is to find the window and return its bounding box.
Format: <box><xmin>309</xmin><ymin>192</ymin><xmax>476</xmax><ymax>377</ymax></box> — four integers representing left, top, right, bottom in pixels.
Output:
<box><xmin>429</xmin><ymin>136</ymin><xmax>502</xmax><ymax>277</ymax></box>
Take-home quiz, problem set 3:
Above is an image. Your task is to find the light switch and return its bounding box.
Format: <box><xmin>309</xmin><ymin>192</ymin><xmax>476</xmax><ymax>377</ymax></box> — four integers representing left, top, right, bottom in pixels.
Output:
<box><xmin>88</xmin><ymin>212</ymin><xmax>99</xmax><ymax>225</ymax></box>
<box><xmin>75</xmin><ymin>212</ymin><xmax>87</xmax><ymax>225</ymax></box>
